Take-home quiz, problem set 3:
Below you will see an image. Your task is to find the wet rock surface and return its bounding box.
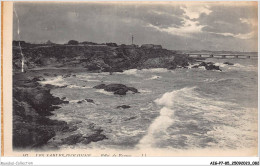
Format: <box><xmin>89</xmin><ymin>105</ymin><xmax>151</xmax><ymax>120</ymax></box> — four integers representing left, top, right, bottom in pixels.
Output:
<box><xmin>13</xmin><ymin>72</ymin><xmax>108</xmax><ymax>149</ymax></box>
<box><xmin>116</xmin><ymin>105</ymin><xmax>131</xmax><ymax>109</ymax></box>
<box><xmin>192</xmin><ymin>62</ymin><xmax>221</xmax><ymax>71</ymax></box>
<box><xmin>93</xmin><ymin>84</ymin><xmax>138</xmax><ymax>95</ymax></box>
<box><xmin>13</xmin><ymin>74</ymin><xmax>71</xmax><ymax>148</ymax></box>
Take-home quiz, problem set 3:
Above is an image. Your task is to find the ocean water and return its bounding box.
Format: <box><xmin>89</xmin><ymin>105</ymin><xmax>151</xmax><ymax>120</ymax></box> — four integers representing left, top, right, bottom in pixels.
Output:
<box><xmin>40</xmin><ymin>58</ymin><xmax>258</xmax><ymax>151</ymax></box>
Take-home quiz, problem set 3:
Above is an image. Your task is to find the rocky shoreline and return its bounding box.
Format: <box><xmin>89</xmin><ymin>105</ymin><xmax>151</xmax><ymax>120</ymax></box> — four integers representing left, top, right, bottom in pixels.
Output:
<box><xmin>13</xmin><ymin>71</ymin><xmax>108</xmax><ymax>149</ymax></box>
<box><xmin>12</xmin><ymin>42</ymin><xmax>224</xmax><ymax>149</ymax></box>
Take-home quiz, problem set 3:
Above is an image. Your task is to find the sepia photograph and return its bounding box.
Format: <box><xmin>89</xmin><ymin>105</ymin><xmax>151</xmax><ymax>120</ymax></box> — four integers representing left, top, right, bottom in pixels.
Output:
<box><xmin>1</xmin><ymin>1</ymin><xmax>258</xmax><ymax>160</ymax></box>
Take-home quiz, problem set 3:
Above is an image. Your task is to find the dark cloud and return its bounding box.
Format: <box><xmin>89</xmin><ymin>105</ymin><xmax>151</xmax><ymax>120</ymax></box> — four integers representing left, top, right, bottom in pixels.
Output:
<box><xmin>197</xmin><ymin>5</ymin><xmax>257</xmax><ymax>35</ymax></box>
<box><xmin>13</xmin><ymin>2</ymin><xmax>257</xmax><ymax>51</ymax></box>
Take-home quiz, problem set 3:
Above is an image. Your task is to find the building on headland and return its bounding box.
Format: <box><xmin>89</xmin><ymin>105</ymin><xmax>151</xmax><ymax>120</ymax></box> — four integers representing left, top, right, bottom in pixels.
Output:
<box><xmin>141</xmin><ymin>44</ymin><xmax>162</xmax><ymax>49</ymax></box>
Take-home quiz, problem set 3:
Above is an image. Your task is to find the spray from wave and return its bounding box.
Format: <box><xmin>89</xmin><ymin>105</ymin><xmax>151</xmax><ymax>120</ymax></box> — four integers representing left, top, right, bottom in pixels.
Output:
<box><xmin>137</xmin><ymin>87</ymin><xmax>196</xmax><ymax>149</ymax></box>
<box><xmin>40</xmin><ymin>76</ymin><xmax>67</xmax><ymax>87</ymax></box>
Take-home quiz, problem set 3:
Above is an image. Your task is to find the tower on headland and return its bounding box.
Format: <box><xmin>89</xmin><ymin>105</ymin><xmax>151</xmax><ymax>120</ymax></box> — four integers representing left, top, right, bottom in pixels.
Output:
<box><xmin>132</xmin><ymin>35</ymin><xmax>134</xmax><ymax>45</ymax></box>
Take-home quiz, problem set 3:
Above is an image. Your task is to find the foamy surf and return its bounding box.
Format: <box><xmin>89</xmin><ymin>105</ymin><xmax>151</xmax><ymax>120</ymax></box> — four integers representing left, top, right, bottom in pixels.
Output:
<box><xmin>146</xmin><ymin>75</ymin><xmax>161</xmax><ymax>80</ymax></box>
<box><xmin>139</xmin><ymin>89</ymin><xmax>152</xmax><ymax>93</ymax></box>
<box><xmin>68</xmin><ymin>85</ymin><xmax>91</xmax><ymax>89</ymax></box>
<box><xmin>122</xmin><ymin>69</ymin><xmax>139</xmax><ymax>76</ymax></box>
<box><xmin>40</xmin><ymin>76</ymin><xmax>67</xmax><ymax>86</ymax></box>
<box><xmin>95</xmin><ymin>89</ymin><xmax>114</xmax><ymax>95</ymax></box>
<box><xmin>141</xmin><ymin>68</ymin><xmax>169</xmax><ymax>73</ymax></box>
<box><xmin>137</xmin><ymin>87</ymin><xmax>196</xmax><ymax>149</ymax></box>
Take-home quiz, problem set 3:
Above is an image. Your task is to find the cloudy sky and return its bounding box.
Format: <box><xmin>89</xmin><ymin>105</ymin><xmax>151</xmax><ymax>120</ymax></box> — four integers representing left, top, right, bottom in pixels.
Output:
<box><xmin>13</xmin><ymin>2</ymin><xmax>258</xmax><ymax>51</ymax></box>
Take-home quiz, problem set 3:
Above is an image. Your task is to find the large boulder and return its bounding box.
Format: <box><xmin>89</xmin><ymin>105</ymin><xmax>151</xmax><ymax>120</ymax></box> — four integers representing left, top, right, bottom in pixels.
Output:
<box><xmin>104</xmin><ymin>84</ymin><xmax>127</xmax><ymax>92</ymax></box>
<box><xmin>93</xmin><ymin>83</ymin><xmax>138</xmax><ymax>95</ymax></box>
<box><xmin>114</xmin><ymin>88</ymin><xmax>128</xmax><ymax>95</ymax></box>
<box><xmin>93</xmin><ymin>84</ymin><xmax>106</xmax><ymax>89</ymax></box>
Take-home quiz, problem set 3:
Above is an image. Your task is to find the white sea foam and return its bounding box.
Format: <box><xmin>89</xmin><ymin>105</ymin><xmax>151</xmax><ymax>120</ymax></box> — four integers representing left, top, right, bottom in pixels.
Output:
<box><xmin>141</xmin><ymin>68</ymin><xmax>169</xmax><ymax>73</ymax></box>
<box><xmin>139</xmin><ymin>89</ymin><xmax>152</xmax><ymax>93</ymax></box>
<box><xmin>146</xmin><ymin>75</ymin><xmax>161</xmax><ymax>80</ymax></box>
<box><xmin>232</xmin><ymin>63</ymin><xmax>257</xmax><ymax>71</ymax></box>
<box><xmin>95</xmin><ymin>89</ymin><xmax>114</xmax><ymax>95</ymax></box>
<box><xmin>187</xmin><ymin>63</ymin><xmax>200</xmax><ymax>69</ymax></box>
<box><xmin>40</xmin><ymin>76</ymin><xmax>67</xmax><ymax>86</ymax></box>
<box><xmin>203</xmin><ymin>78</ymin><xmax>216</xmax><ymax>82</ymax></box>
<box><xmin>69</xmin><ymin>100</ymin><xmax>81</xmax><ymax>103</ymax></box>
<box><xmin>68</xmin><ymin>85</ymin><xmax>91</xmax><ymax>89</ymax></box>
<box><xmin>86</xmin><ymin>79</ymin><xmax>101</xmax><ymax>82</ymax></box>
<box><xmin>214</xmin><ymin>63</ymin><xmax>228</xmax><ymax>68</ymax></box>
<box><xmin>137</xmin><ymin>87</ymin><xmax>195</xmax><ymax>149</ymax></box>
<box><xmin>122</xmin><ymin>69</ymin><xmax>139</xmax><ymax>75</ymax></box>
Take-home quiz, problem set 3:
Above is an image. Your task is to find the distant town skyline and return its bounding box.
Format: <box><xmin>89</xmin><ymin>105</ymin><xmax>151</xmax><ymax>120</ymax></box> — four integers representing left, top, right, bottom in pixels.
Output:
<box><xmin>13</xmin><ymin>2</ymin><xmax>258</xmax><ymax>52</ymax></box>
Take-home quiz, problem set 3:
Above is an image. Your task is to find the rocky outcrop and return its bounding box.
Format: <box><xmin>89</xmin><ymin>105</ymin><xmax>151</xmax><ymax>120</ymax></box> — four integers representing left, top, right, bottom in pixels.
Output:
<box><xmin>116</xmin><ymin>105</ymin><xmax>131</xmax><ymax>109</ymax></box>
<box><xmin>13</xmin><ymin>72</ymin><xmax>108</xmax><ymax>149</ymax></box>
<box><xmin>192</xmin><ymin>62</ymin><xmax>221</xmax><ymax>71</ymax></box>
<box><xmin>93</xmin><ymin>84</ymin><xmax>138</xmax><ymax>95</ymax></box>
<box><xmin>61</xmin><ymin>124</ymin><xmax>108</xmax><ymax>145</ymax></box>
<box><xmin>13</xmin><ymin>74</ymin><xmax>71</xmax><ymax>149</ymax></box>
<box><xmin>12</xmin><ymin>43</ymin><xmax>194</xmax><ymax>72</ymax></box>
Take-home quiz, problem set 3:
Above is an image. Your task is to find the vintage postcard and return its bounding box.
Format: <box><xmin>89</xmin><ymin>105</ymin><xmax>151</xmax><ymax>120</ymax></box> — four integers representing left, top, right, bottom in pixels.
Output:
<box><xmin>1</xmin><ymin>1</ymin><xmax>258</xmax><ymax>158</ymax></box>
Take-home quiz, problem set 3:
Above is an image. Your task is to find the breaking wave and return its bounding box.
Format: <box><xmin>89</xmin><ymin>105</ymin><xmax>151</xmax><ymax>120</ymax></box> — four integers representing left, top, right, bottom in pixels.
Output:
<box><xmin>40</xmin><ymin>76</ymin><xmax>67</xmax><ymax>87</ymax></box>
<box><xmin>137</xmin><ymin>87</ymin><xmax>196</xmax><ymax>149</ymax></box>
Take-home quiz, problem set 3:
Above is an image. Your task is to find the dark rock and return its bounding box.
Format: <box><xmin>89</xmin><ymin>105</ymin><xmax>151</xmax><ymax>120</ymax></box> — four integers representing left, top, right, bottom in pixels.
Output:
<box><xmin>44</xmin><ymin>84</ymin><xmax>67</xmax><ymax>89</ymax></box>
<box><xmin>77</xmin><ymin>100</ymin><xmax>84</xmax><ymax>104</ymax></box>
<box><xmin>93</xmin><ymin>83</ymin><xmax>138</xmax><ymax>95</ymax></box>
<box><xmin>13</xmin><ymin>122</ymin><xmax>55</xmax><ymax>148</ymax></box>
<box><xmin>13</xmin><ymin>74</ymin><xmax>72</xmax><ymax>149</ymax></box>
<box><xmin>199</xmin><ymin>62</ymin><xmax>207</xmax><ymax>67</ymax></box>
<box><xmin>103</xmin><ymin>68</ymin><xmax>124</xmax><ymax>73</ymax></box>
<box><xmin>104</xmin><ymin>84</ymin><xmax>127</xmax><ymax>92</ymax></box>
<box><xmin>68</xmin><ymin>120</ymin><xmax>82</xmax><ymax>125</ymax></box>
<box><xmin>86</xmin><ymin>65</ymin><xmax>101</xmax><ymax>71</ymax></box>
<box><xmin>62</xmin><ymin>134</ymin><xmax>84</xmax><ymax>145</ymax></box>
<box><xmin>93</xmin><ymin>84</ymin><xmax>106</xmax><ymax>89</ymax></box>
<box><xmin>85</xmin><ymin>99</ymin><xmax>94</xmax><ymax>103</ymax></box>
<box><xmin>127</xmin><ymin>87</ymin><xmax>139</xmax><ymax>93</ymax></box>
<box><xmin>52</xmin><ymin>106</ymin><xmax>61</xmax><ymax>110</ymax></box>
<box><xmin>116</xmin><ymin>105</ymin><xmax>131</xmax><ymax>109</ymax></box>
<box><xmin>31</xmin><ymin>76</ymin><xmax>45</xmax><ymax>82</ymax></box>
<box><xmin>62</xmin><ymin>125</ymin><xmax>78</xmax><ymax>132</ymax></box>
<box><xmin>44</xmin><ymin>84</ymin><xmax>59</xmax><ymax>89</ymax></box>
<box><xmin>114</xmin><ymin>88</ymin><xmax>128</xmax><ymax>95</ymax></box>
<box><xmin>223</xmin><ymin>62</ymin><xmax>234</xmax><ymax>65</ymax></box>
<box><xmin>205</xmin><ymin>64</ymin><xmax>221</xmax><ymax>71</ymax></box>
<box><xmin>198</xmin><ymin>62</ymin><xmax>221</xmax><ymax>71</ymax></box>
<box><xmin>62</xmin><ymin>74</ymin><xmax>71</xmax><ymax>78</ymax></box>
<box><xmin>82</xmin><ymin>133</ymin><xmax>108</xmax><ymax>144</ymax></box>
